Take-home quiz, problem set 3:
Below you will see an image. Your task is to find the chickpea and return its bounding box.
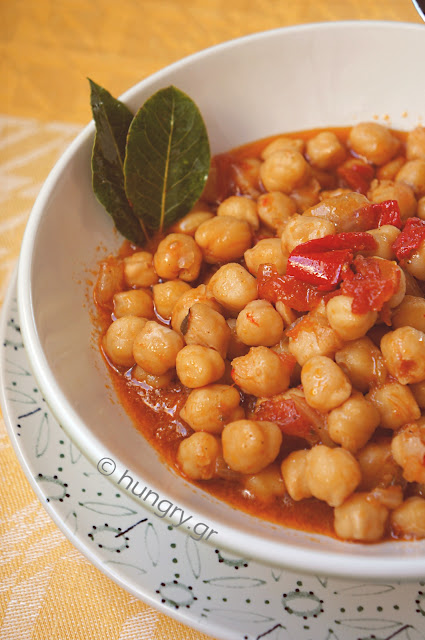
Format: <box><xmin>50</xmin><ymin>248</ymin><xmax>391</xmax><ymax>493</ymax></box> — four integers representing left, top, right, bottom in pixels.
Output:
<box><xmin>380</xmin><ymin>261</ymin><xmax>406</xmax><ymax>309</ymax></box>
<box><xmin>301</xmin><ymin>355</ymin><xmax>352</xmax><ymax>412</ymax></box>
<box><xmin>391</xmin><ymin>421</ymin><xmax>425</xmax><ymax>483</ymax></box>
<box><xmin>334</xmin><ymin>493</ymin><xmax>389</xmax><ymax>542</ymax></box>
<box><xmin>124</xmin><ymin>251</ymin><xmax>159</xmax><ymax>288</ymax></box>
<box><xmin>217</xmin><ymin>195</ymin><xmax>259</xmax><ymax>229</ymax></box>
<box><xmin>396</xmin><ymin>158</ymin><xmax>425</xmax><ymax>198</ymax></box>
<box><xmin>94</xmin><ymin>258</ymin><xmax>124</xmax><ymax>308</ymax></box>
<box><xmin>376</xmin><ymin>156</ymin><xmax>406</xmax><ymax>181</ymax></box>
<box><xmin>180</xmin><ymin>384</ymin><xmax>244</xmax><ymax>434</ymax></box>
<box><xmin>171</xmin><ymin>284</ymin><xmax>222</xmax><ymax>334</ymax></box>
<box><xmin>326</xmin><ymin>295</ymin><xmax>378</xmax><ymax>342</ymax></box>
<box><xmin>232</xmin><ymin>346</ymin><xmax>292</xmax><ymax>397</ymax></box>
<box><xmin>176</xmin><ymin>345</ymin><xmax>225</xmax><ymax>388</ymax></box>
<box><xmin>236</xmin><ymin>300</ymin><xmax>283</xmax><ymax>347</ymax></box>
<box><xmin>306</xmin><ymin>131</ymin><xmax>346</xmax><ymax>170</ymax></box>
<box><xmin>417</xmin><ymin>195</ymin><xmax>425</xmax><ymax>220</ymax></box>
<box><xmin>233</xmin><ymin>157</ymin><xmax>262</xmax><ymax>197</ymax></box>
<box><xmin>280</xmin><ymin>450</ymin><xmax>312</xmax><ymax>501</ymax></box>
<box><xmin>152</xmin><ymin>280</ymin><xmax>192</xmax><ymax>320</ymax></box>
<box><xmin>195</xmin><ymin>215</ymin><xmax>252</xmax><ymax>264</ymax></box>
<box><xmin>290</xmin><ymin>177</ymin><xmax>321</xmax><ymax>213</ymax></box>
<box><xmin>367</xmin><ymin>380</ymin><xmax>421</xmax><ymax>430</ymax></box>
<box><xmin>243</xmin><ymin>464</ymin><xmax>286</xmax><ymax>501</ymax></box>
<box><xmin>275</xmin><ymin>301</ymin><xmax>297</xmax><ymax>327</ymax></box>
<box><xmin>222</xmin><ymin>419</ymin><xmax>282</xmax><ymax>474</ymax></box>
<box><xmin>306</xmin><ymin>445</ymin><xmax>361</xmax><ymax>507</ymax></box>
<box><xmin>305</xmin><ymin>191</ymin><xmax>369</xmax><ymax>233</ymax></box>
<box><xmin>370</xmin><ymin>485</ymin><xmax>403</xmax><ymax>510</ymax></box>
<box><xmin>364</xmin><ymin>225</ymin><xmax>400</xmax><ymax>261</ymax></box>
<box><xmin>380</xmin><ymin>326</ymin><xmax>425</xmax><ymax>385</ymax></box>
<box><xmin>404</xmin><ymin>240</ymin><xmax>425</xmax><ymax>281</ymax></box>
<box><xmin>406</xmin><ymin>126</ymin><xmax>425</xmax><ymax>160</ymax></box>
<box><xmin>132</xmin><ymin>364</ymin><xmax>174</xmax><ymax>389</ymax></box>
<box><xmin>226</xmin><ymin>318</ymin><xmax>250</xmax><ymax>360</ymax></box>
<box><xmin>367</xmin><ymin>179</ymin><xmax>417</xmax><ymax>221</ymax></box>
<box><xmin>256</xmin><ymin>191</ymin><xmax>296</xmax><ymax>232</ymax></box>
<box><xmin>260</xmin><ymin>149</ymin><xmax>310</xmax><ymax>194</ymax></box>
<box><xmin>207</xmin><ymin>263</ymin><xmax>257</xmax><ymax>314</ymax></box>
<box><xmin>288</xmin><ymin>302</ymin><xmax>343</xmax><ymax>366</ymax></box>
<box><xmin>410</xmin><ymin>380</ymin><xmax>425</xmax><ymax>408</ymax></box>
<box><xmin>357</xmin><ymin>437</ymin><xmax>404</xmax><ymax>491</ymax></box>
<box><xmin>170</xmin><ymin>209</ymin><xmax>214</xmax><ymax>235</ymax></box>
<box><xmin>348</xmin><ymin>122</ymin><xmax>400</xmax><ymax>165</ymax></box>
<box><xmin>113</xmin><ymin>289</ymin><xmax>154</xmax><ymax>319</ymax></box>
<box><xmin>153</xmin><ymin>233</ymin><xmax>202</xmax><ymax>282</ymax></box>
<box><xmin>261</xmin><ymin>136</ymin><xmax>305</xmax><ymax>159</ymax></box>
<box><xmin>181</xmin><ymin>302</ymin><xmax>230</xmax><ymax>358</ymax></box>
<box><xmin>281</xmin><ymin>214</ymin><xmax>336</xmax><ymax>254</ymax></box>
<box><xmin>391</xmin><ymin>497</ymin><xmax>425</xmax><ymax>539</ymax></box>
<box><xmin>244</xmin><ymin>238</ymin><xmax>287</xmax><ymax>277</ymax></box>
<box><xmin>177</xmin><ymin>432</ymin><xmax>220</xmax><ymax>480</ymax></box>
<box><xmin>335</xmin><ymin>337</ymin><xmax>388</xmax><ymax>393</ymax></box>
<box><xmin>103</xmin><ymin>316</ymin><xmax>147</xmax><ymax>368</ymax></box>
<box><xmin>133</xmin><ymin>320</ymin><xmax>184</xmax><ymax>375</ymax></box>
<box><xmin>327</xmin><ymin>393</ymin><xmax>380</xmax><ymax>453</ymax></box>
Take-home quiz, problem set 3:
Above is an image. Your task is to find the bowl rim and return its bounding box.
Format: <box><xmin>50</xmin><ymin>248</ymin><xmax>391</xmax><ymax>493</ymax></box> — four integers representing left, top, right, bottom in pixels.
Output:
<box><xmin>17</xmin><ymin>20</ymin><xmax>425</xmax><ymax>581</ymax></box>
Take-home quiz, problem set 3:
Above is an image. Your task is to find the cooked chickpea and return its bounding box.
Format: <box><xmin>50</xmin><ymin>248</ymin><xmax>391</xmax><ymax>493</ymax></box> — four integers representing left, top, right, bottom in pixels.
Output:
<box><xmin>103</xmin><ymin>316</ymin><xmax>147</xmax><ymax>368</ymax></box>
<box><xmin>288</xmin><ymin>305</ymin><xmax>343</xmax><ymax>368</ymax></box>
<box><xmin>113</xmin><ymin>289</ymin><xmax>154</xmax><ymax>319</ymax></box>
<box><xmin>306</xmin><ymin>131</ymin><xmax>346</xmax><ymax>170</ymax></box>
<box><xmin>180</xmin><ymin>384</ymin><xmax>243</xmax><ymax>434</ymax></box>
<box><xmin>260</xmin><ymin>149</ymin><xmax>310</xmax><ymax>194</ymax></box>
<box><xmin>327</xmin><ymin>393</ymin><xmax>380</xmax><ymax>452</ymax></box>
<box><xmin>410</xmin><ymin>380</ymin><xmax>425</xmax><ymax>409</ymax></box>
<box><xmin>176</xmin><ymin>345</ymin><xmax>225</xmax><ymax>388</ymax></box>
<box><xmin>396</xmin><ymin>158</ymin><xmax>425</xmax><ymax>198</ymax></box>
<box><xmin>418</xmin><ymin>195</ymin><xmax>425</xmax><ymax>220</ymax></box>
<box><xmin>153</xmin><ymin>233</ymin><xmax>202</xmax><ymax>282</ymax></box>
<box><xmin>217</xmin><ymin>195</ymin><xmax>259</xmax><ymax>229</ymax></box>
<box><xmin>256</xmin><ymin>191</ymin><xmax>296</xmax><ymax>232</ymax></box>
<box><xmin>335</xmin><ymin>337</ymin><xmax>388</xmax><ymax>393</ymax></box>
<box><xmin>301</xmin><ymin>355</ymin><xmax>352</xmax><ymax>412</ymax></box>
<box><xmin>357</xmin><ymin>437</ymin><xmax>404</xmax><ymax>491</ymax></box>
<box><xmin>132</xmin><ymin>364</ymin><xmax>174</xmax><ymax>389</ymax></box>
<box><xmin>233</xmin><ymin>157</ymin><xmax>262</xmax><ymax>197</ymax></box>
<box><xmin>242</xmin><ymin>464</ymin><xmax>286</xmax><ymax>501</ymax></box>
<box><xmin>280</xmin><ymin>450</ymin><xmax>312</xmax><ymax>501</ymax></box>
<box><xmin>232</xmin><ymin>346</ymin><xmax>291</xmax><ymax>397</ymax></box>
<box><xmin>367</xmin><ymin>380</ymin><xmax>421</xmax><ymax>430</ymax></box>
<box><xmin>275</xmin><ymin>301</ymin><xmax>297</xmax><ymax>327</ymax></box>
<box><xmin>170</xmin><ymin>209</ymin><xmax>214</xmax><ymax>235</ymax></box>
<box><xmin>391</xmin><ymin>421</ymin><xmax>425</xmax><ymax>483</ymax></box>
<box><xmin>380</xmin><ymin>326</ymin><xmax>425</xmax><ymax>384</ymax></box>
<box><xmin>207</xmin><ymin>263</ymin><xmax>257</xmax><ymax>314</ymax></box>
<box><xmin>404</xmin><ymin>240</ymin><xmax>425</xmax><ymax>281</ymax></box>
<box><xmin>133</xmin><ymin>320</ymin><xmax>184</xmax><ymax>375</ymax></box>
<box><xmin>261</xmin><ymin>136</ymin><xmax>305</xmax><ymax>159</ymax></box>
<box><xmin>290</xmin><ymin>177</ymin><xmax>322</xmax><ymax>212</ymax></box>
<box><xmin>305</xmin><ymin>191</ymin><xmax>369</xmax><ymax>233</ymax></box>
<box><xmin>181</xmin><ymin>302</ymin><xmax>230</xmax><ymax>358</ymax></box>
<box><xmin>226</xmin><ymin>318</ymin><xmax>250</xmax><ymax>360</ymax></box>
<box><xmin>195</xmin><ymin>215</ymin><xmax>252</xmax><ymax>263</ymax></box>
<box><xmin>177</xmin><ymin>432</ymin><xmax>220</xmax><ymax>480</ymax></box>
<box><xmin>348</xmin><ymin>122</ymin><xmax>400</xmax><ymax>165</ymax></box>
<box><xmin>244</xmin><ymin>238</ymin><xmax>287</xmax><ymax>276</ymax></box>
<box><xmin>152</xmin><ymin>280</ymin><xmax>192</xmax><ymax>320</ymax></box>
<box><xmin>222</xmin><ymin>419</ymin><xmax>282</xmax><ymax>474</ymax></box>
<box><xmin>306</xmin><ymin>445</ymin><xmax>361</xmax><ymax>507</ymax></box>
<box><xmin>326</xmin><ymin>295</ymin><xmax>378</xmax><ymax>341</ymax></box>
<box><xmin>367</xmin><ymin>179</ymin><xmax>416</xmax><ymax>221</ymax></box>
<box><xmin>281</xmin><ymin>214</ymin><xmax>336</xmax><ymax>254</ymax></box>
<box><xmin>406</xmin><ymin>126</ymin><xmax>425</xmax><ymax>160</ymax></box>
<box><xmin>364</xmin><ymin>225</ymin><xmax>400</xmax><ymax>260</ymax></box>
<box><xmin>124</xmin><ymin>251</ymin><xmax>159</xmax><ymax>287</ymax></box>
<box><xmin>376</xmin><ymin>156</ymin><xmax>406</xmax><ymax>181</ymax></box>
<box><xmin>94</xmin><ymin>258</ymin><xmax>124</xmax><ymax>308</ymax></box>
<box><xmin>391</xmin><ymin>497</ymin><xmax>425</xmax><ymax>539</ymax></box>
<box><xmin>334</xmin><ymin>493</ymin><xmax>389</xmax><ymax>541</ymax></box>
<box><xmin>171</xmin><ymin>284</ymin><xmax>221</xmax><ymax>334</ymax></box>
<box><xmin>236</xmin><ymin>300</ymin><xmax>283</xmax><ymax>347</ymax></box>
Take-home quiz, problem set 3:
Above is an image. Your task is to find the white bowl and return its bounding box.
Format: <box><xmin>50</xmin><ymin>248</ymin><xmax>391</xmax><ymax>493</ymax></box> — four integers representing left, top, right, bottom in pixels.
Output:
<box><xmin>18</xmin><ymin>21</ymin><xmax>425</xmax><ymax>581</ymax></box>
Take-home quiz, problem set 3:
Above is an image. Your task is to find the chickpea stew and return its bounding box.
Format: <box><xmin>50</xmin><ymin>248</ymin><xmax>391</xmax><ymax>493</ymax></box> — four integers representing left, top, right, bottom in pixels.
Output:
<box><xmin>94</xmin><ymin>122</ymin><xmax>425</xmax><ymax>543</ymax></box>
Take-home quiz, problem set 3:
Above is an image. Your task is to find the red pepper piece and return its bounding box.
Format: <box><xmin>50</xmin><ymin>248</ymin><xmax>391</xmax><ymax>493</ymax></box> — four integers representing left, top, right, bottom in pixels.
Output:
<box><xmin>255</xmin><ymin>397</ymin><xmax>315</xmax><ymax>440</ymax></box>
<box><xmin>392</xmin><ymin>217</ymin><xmax>425</xmax><ymax>261</ymax></box>
<box><xmin>257</xmin><ymin>264</ymin><xmax>327</xmax><ymax>312</ymax></box>
<box><xmin>375</xmin><ymin>199</ymin><xmax>402</xmax><ymax>228</ymax></box>
<box><xmin>286</xmin><ymin>249</ymin><xmax>353</xmax><ymax>291</ymax></box>
<box><xmin>340</xmin><ymin>255</ymin><xmax>400</xmax><ymax>314</ymax></box>
<box><xmin>290</xmin><ymin>231</ymin><xmax>377</xmax><ymax>255</ymax></box>
<box><xmin>338</xmin><ymin>162</ymin><xmax>375</xmax><ymax>195</ymax></box>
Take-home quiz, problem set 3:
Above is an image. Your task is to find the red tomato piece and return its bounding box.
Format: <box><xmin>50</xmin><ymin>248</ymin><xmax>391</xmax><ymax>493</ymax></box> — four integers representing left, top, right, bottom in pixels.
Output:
<box><xmin>341</xmin><ymin>255</ymin><xmax>401</xmax><ymax>314</ymax></box>
<box><xmin>255</xmin><ymin>397</ymin><xmax>315</xmax><ymax>440</ymax></box>
<box><xmin>257</xmin><ymin>264</ymin><xmax>327</xmax><ymax>312</ymax></box>
<box><xmin>337</xmin><ymin>162</ymin><xmax>375</xmax><ymax>195</ymax></box>
<box><xmin>392</xmin><ymin>217</ymin><xmax>425</xmax><ymax>261</ymax></box>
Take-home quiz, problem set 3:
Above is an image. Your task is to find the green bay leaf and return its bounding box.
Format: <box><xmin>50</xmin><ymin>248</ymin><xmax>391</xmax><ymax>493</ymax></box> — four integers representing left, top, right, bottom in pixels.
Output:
<box><xmin>124</xmin><ymin>85</ymin><xmax>210</xmax><ymax>234</ymax></box>
<box><xmin>89</xmin><ymin>79</ymin><xmax>147</xmax><ymax>245</ymax></box>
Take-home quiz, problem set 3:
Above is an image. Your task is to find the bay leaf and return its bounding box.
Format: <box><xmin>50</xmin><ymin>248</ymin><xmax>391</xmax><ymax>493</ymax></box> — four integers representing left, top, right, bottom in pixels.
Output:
<box><xmin>124</xmin><ymin>85</ymin><xmax>210</xmax><ymax>234</ymax></box>
<box><xmin>89</xmin><ymin>79</ymin><xmax>147</xmax><ymax>245</ymax></box>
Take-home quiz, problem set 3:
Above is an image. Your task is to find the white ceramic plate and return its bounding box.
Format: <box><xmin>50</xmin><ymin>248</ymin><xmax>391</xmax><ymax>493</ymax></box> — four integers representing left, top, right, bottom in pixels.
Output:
<box><xmin>16</xmin><ymin>21</ymin><xmax>425</xmax><ymax>579</ymax></box>
<box><xmin>2</xmin><ymin>271</ymin><xmax>425</xmax><ymax>639</ymax></box>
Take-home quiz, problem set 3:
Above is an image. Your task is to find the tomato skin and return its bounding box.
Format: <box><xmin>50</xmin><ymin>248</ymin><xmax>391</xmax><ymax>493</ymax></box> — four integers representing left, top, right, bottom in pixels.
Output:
<box><xmin>392</xmin><ymin>217</ymin><xmax>425</xmax><ymax>261</ymax></box>
<box><xmin>340</xmin><ymin>255</ymin><xmax>401</xmax><ymax>314</ymax></box>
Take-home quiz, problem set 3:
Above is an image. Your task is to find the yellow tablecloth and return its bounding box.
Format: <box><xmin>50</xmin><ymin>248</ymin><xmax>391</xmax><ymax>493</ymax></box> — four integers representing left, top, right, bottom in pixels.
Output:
<box><xmin>1</xmin><ymin>2</ymin><xmax>423</xmax><ymax>639</ymax></box>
